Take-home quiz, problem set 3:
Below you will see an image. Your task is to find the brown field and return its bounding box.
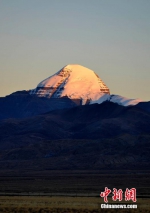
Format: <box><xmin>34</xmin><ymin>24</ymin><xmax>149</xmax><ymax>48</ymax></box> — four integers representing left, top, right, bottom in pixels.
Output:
<box><xmin>0</xmin><ymin>196</ymin><xmax>149</xmax><ymax>213</ymax></box>
<box><xmin>0</xmin><ymin>170</ymin><xmax>149</xmax><ymax>212</ymax></box>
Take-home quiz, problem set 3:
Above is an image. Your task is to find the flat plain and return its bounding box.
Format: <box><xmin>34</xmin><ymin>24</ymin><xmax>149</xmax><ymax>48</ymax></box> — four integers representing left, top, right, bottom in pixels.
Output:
<box><xmin>0</xmin><ymin>170</ymin><xmax>149</xmax><ymax>212</ymax></box>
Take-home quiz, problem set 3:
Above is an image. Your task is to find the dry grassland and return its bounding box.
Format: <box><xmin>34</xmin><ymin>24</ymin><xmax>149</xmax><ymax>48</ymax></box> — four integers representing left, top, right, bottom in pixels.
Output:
<box><xmin>0</xmin><ymin>196</ymin><xmax>149</xmax><ymax>213</ymax></box>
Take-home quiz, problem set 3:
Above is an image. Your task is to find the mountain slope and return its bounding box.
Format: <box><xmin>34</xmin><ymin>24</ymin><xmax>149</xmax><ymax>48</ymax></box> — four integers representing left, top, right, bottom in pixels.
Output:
<box><xmin>136</xmin><ymin>101</ymin><xmax>150</xmax><ymax>113</ymax></box>
<box><xmin>0</xmin><ymin>101</ymin><xmax>149</xmax><ymax>143</ymax></box>
<box><xmin>90</xmin><ymin>94</ymin><xmax>142</xmax><ymax>106</ymax></box>
<box><xmin>0</xmin><ymin>91</ymin><xmax>78</xmax><ymax>120</ymax></box>
<box><xmin>0</xmin><ymin>102</ymin><xmax>150</xmax><ymax>170</ymax></box>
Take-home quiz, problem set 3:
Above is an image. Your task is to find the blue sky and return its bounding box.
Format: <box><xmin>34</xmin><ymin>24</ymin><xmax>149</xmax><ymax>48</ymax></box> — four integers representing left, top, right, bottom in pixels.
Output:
<box><xmin>0</xmin><ymin>0</ymin><xmax>150</xmax><ymax>100</ymax></box>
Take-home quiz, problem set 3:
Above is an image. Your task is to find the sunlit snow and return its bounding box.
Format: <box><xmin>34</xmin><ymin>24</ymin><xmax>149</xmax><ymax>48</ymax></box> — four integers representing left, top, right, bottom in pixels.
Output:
<box><xmin>30</xmin><ymin>64</ymin><xmax>110</xmax><ymax>104</ymax></box>
<box><xmin>30</xmin><ymin>64</ymin><xmax>142</xmax><ymax>106</ymax></box>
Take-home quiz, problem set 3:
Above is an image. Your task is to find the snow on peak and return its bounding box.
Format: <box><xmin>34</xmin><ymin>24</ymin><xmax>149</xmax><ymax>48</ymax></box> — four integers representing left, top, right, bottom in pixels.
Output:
<box><xmin>90</xmin><ymin>94</ymin><xmax>142</xmax><ymax>106</ymax></box>
<box><xmin>30</xmin><ymin>64</ymin><xmax>110</xmax><ymax>104</ymax></box>
<box><xmin>30</xmin><ymin>64</ymin><xmax>142</xmax><ymax>106</ymax></box>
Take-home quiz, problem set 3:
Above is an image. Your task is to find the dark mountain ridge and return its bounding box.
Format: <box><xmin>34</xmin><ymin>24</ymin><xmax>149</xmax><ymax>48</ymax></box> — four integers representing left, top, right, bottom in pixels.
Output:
<box><xmin>136</xmin><ymin>101</ymin><xmax>150</xmax><ymax>113</ymax></box>
<box><xmin>0</xmin><ymin>98</ymin><xmax>150</xmax><ymax>171</ymax></box>
<box><xmin>0</xmin><ymin>90</ymin><xmax>79</xmax><ymax>120</ymax></box>
<box><xmin>0</xmin><ymin>101</ymin><xmax>150</xmax><ymax>141</ymax></box>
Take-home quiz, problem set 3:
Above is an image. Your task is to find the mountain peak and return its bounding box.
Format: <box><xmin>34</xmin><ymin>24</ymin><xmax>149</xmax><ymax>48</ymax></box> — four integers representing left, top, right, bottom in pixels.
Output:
<box><xmin>63</xmin><ymin>64</ymin><xmax>93</xmax><ymax>72</ymax></box>
<box><xmin>30</xmin><ymin>64</ymin><xmax>110</xmax><ymax>104</ymax></box>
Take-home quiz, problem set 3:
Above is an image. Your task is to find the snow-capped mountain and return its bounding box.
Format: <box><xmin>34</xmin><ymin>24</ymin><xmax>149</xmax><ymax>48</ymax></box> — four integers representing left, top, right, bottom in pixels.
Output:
<box><xmin>30</xmin><ymin>64</ymin><xmax>142</xmax><ymax>106</ymax></box>
<box><xmin>30</xmin><ymin>64</ymin><xmax>110</xmax><ymax>104</ymax></box>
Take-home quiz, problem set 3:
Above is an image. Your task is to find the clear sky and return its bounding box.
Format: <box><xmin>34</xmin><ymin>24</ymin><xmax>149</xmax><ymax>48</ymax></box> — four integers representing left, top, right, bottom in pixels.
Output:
<box><xmin>0</xmin><ymin>0</ymin><xmax>150</xmax><ymax>101</ymax></box>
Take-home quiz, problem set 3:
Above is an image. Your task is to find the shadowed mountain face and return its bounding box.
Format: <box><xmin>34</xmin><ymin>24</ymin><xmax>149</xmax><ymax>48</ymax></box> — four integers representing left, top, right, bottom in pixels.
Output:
<box><xmin>0</xmin><ymin>91</ymin><xmax>79</xmax><ymax>120</ymax></box>
<box><xmin>136</xmin><ymin>101</ymin><xmax>150</xmax><ymax>113</ymax></box>
<box><xmin>0</xmin><ymin>101</ymin><xmax>150</xmax><ymax>170</ymax></box>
